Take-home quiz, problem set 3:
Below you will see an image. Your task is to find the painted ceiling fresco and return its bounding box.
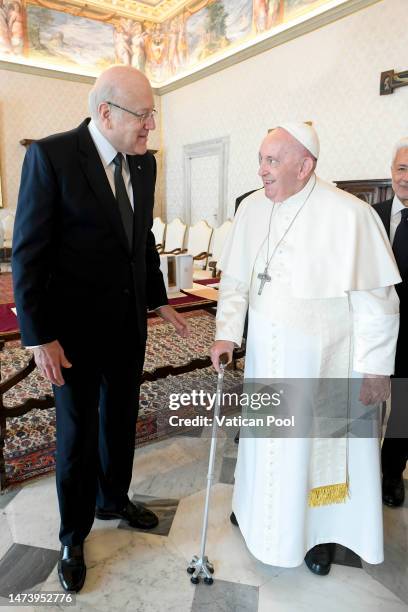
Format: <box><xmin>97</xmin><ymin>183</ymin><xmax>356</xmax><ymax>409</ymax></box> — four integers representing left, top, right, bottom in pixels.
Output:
<box><xmin>0</xmin><ymin>0</ymin><xmax>351</xmax><ymax>86</ymax></box>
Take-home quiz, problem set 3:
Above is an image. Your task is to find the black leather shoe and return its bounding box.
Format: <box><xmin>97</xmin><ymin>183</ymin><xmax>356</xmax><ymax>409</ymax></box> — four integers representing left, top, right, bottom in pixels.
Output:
<box><xmin>382</xmin><ymin>476</ymin><xmax>405</xmax><ymax>507</ymax></box>
<box><xmin>230</xmin><ymin>512</ymin><xmax>239</xmax><ymax>526</ymax></box>
<box><xmin>95</xmin><ymin>500</ymin><xmax>159</xmax><ymax>529</ymax></box>
<box><xmin>304</xmin><ymin>544</ymin><xmax>332</xmax><ymax>576</ymax></box>
<box><xmin>58</xmin><ymin>544</ymin><xmax>86</xmax><ymax>593</ymax></box>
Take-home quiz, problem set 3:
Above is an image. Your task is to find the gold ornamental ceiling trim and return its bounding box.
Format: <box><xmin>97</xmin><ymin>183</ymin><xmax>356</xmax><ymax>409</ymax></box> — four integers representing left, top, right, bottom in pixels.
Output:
<box><xmin>26</xmin><ymin>0</ymin><xmax>195</xmax><ymax>22</ymax></box>
<box><xmin>27</xmin><ymin>0</ymin><xmax>117</xmax><ymax>21</ymax></box>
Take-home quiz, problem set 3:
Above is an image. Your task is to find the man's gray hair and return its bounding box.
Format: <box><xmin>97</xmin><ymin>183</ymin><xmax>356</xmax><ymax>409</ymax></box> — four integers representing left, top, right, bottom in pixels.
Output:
<box><xmin>88</xmin><ymin>82</ymin><xmax>118</xmax><ymax>122</ymax></box>
<box><xmin>392</xmin><ymin>137</ymin><xmax>408</xmax><ymax>164</ymax></box>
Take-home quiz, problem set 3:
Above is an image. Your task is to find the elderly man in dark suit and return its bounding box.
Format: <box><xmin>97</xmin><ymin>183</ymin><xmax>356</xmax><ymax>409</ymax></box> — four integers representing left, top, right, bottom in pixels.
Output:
<box><xmin>374</xmin><ymin>137</ymin><xmax>408</xmax><ymax>508</ymax></box>
<box><xmin>12</xmin><ymin>65</ymin><xmax>188</xmax><ymax>592</ymax></box>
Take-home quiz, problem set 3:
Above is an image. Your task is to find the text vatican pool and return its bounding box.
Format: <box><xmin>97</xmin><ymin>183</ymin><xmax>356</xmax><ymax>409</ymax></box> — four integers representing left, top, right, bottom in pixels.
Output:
<box><xmin>168</xmin><ymin>415</ymin><xmax>295</xmax><ymax>428</ymax></box>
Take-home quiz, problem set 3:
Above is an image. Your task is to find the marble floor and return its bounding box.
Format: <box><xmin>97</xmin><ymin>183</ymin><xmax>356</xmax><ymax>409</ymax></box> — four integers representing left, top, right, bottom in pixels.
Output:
<box><xmin>0</xmin><ymin>432</ymin><xmax>407</xmax><ymax>612</ymax></box>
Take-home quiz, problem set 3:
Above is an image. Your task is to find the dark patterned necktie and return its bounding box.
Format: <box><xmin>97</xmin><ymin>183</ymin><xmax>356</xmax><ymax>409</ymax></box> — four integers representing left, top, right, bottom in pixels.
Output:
<box><xmin>113</xmin><ymin>153</ymin><xmax>134</xmax><ymax>249</ymax></box>
<box><xmin>393</xmin><ymin>207</ymin><xmax>408</xmax><ymax>282</ymax></box>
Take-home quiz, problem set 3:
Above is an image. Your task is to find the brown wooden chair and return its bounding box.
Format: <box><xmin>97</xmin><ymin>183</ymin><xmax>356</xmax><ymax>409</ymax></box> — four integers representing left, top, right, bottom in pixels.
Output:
<box><xmin>185</xmin><ymin>220</ymin><xmax>213</xmax><ymax>269</ymax></box>
<box><xmin>162</xmin><ymin>217</ymin><xmax>187</xmax><ymax>255</ymax></box>
<box><xmin>152</xmin><ymin>216</ymin><xmax>166</xmax><ymax>253</ymax></box>
<box><xmin>208</xmin><ymin>219</ymin><xmax>232</xmax><ymax>277</ymax></box>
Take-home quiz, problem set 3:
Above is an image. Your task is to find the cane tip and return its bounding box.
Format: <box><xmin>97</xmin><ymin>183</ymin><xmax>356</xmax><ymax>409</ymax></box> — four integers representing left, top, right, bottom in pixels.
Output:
<box><xmin>219</xmin><ymin>353</ymin><xmax>229</xmax><ymax>368</ymax></box>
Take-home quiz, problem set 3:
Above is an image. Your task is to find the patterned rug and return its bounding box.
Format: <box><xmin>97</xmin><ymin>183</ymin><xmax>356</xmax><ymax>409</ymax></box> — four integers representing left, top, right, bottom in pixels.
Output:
<box><xmin>1</xmin><ymin>310</ymin><xmax>244</xmax><ymax>488</ymax></box>
<box><xmin>144</xmin><ymin>310</ymin><xmax>216</xmax><ymax>372</ymax></box>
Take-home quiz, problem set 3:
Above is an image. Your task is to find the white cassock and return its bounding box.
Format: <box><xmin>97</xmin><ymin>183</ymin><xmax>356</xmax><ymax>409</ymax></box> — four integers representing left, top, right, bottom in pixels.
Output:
<box><xmin>215</xmin><ymin>175</ymin><xmax>401</xmax><ymax>567</ymax></box>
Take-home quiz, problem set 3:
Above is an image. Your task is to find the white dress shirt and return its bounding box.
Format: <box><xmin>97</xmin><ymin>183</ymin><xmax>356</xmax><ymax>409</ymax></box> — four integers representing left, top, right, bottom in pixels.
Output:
<box><xmin>88</xmin><ymin>119</ymin><xmax>134</xmax><ymax>209</ymax></box>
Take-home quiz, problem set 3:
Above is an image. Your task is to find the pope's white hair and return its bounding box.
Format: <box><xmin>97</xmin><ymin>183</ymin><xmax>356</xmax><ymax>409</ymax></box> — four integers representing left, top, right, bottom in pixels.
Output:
<box><xmin>392</xmin><ymin>137</ymin><xmax>408</xmax><ymax>164</ymax></box>
<box><xmin>88</xmin><ymin>82</ymin><xmax>118</xmax><ymax>122</ymax></box>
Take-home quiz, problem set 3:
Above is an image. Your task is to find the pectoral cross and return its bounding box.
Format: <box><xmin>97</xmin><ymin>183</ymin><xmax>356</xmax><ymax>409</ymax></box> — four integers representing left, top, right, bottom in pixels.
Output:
<box><xmin>258</xmin><ymin>267</ymin><xmax>271</xmax><ymax>295</ymax></box>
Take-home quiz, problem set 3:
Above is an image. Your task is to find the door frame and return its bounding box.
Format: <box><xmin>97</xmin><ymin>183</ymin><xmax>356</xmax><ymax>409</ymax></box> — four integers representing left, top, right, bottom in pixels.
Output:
<box><xmin>183</xmin><ymin>136</ymin><xmax>229</xmax><ymax>226</ymax></box>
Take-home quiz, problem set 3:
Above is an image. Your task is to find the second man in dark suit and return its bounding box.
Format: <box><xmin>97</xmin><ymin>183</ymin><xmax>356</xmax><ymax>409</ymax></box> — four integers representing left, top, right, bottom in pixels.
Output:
<box><xmin>373</xmin><ymin>137</ymin><xmax>408</xmax><ymax>508</ymax></box>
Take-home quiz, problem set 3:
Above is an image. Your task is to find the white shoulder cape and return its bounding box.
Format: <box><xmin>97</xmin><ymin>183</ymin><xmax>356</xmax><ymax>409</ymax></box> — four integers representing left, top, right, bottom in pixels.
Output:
<box><xmin>218</xmin><ymin>177</ymin><xmax>401</xmax><ymax>298</ymax></box>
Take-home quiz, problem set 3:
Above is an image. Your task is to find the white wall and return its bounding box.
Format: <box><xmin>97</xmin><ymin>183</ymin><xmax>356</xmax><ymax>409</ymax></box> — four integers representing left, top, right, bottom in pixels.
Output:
<box><xmin>161</xmin><ymin>0</ymin><xmax>408</xmax><ymax>221</ymax></box>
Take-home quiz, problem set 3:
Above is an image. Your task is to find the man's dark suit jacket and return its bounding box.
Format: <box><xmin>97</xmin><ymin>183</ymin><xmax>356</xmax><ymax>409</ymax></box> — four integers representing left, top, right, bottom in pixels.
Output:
<box><xmin>374</xmin><ymin>198</ymin><xmax>408</xmax><ymax>476</ymax></box>
<box><xmin>234</xmin><ymin>187</ymin><xmax>263</xmax><ymax>214</ymax></box>
<box><xmin>233</xmin><ymin>187</ymin><xmax>263</xmax><ymax>341</ymax></box>
<box><xmin>373</xmin><ymin>199</ymin><xmax>406</xmax><ymax>377</ymax></box>
<box><xmin>12</xmin><ymin>119</ymin><xmax>167</xmax><ymax>353</ymax></box>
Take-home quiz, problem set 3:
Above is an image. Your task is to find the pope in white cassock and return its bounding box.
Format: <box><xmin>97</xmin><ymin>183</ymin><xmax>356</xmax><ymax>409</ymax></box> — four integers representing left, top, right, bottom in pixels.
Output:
<box><xmin>210</xmin><ymin>123</ymin><xmax>401</xmax><ymax>576</ymax></box>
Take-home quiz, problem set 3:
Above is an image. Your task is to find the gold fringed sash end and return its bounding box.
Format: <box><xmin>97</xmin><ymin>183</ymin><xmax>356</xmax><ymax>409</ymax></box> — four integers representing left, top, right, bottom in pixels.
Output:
<box><xmin>308</xmin><ymin>483</ymin><xmax>349</xmax><ymax>507</ymax></box>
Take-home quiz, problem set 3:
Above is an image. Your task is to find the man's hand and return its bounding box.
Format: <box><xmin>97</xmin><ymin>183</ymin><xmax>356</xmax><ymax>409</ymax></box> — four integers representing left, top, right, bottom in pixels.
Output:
<box><xmin>210</xmin><ymin>340</ymin><xmax>234</xmax><ymax>373</ymax></box>
<box><xmin>33</xmin><ymin>340</ymin><xmax>72</xmax><ymax>387</ymax></box>
<box><xmin>155</xmin><ymin>305</ymin><xmax>190</xmax><ymax>338</ymax></box>
<box><xmin>359</xmin><ymin>374</ymin><xmax>391</xmax><ymax>406</ymax></box>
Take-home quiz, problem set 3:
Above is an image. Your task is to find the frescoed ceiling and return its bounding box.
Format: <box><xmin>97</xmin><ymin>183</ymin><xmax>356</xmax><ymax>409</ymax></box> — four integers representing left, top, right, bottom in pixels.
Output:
<box><xmin>0</xmin><ymin>0</ymin><xmax>380</xmax><ymax>91</ymax></box>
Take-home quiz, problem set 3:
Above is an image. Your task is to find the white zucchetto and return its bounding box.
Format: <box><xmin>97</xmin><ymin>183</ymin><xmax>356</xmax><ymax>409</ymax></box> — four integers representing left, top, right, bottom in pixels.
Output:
<box><xmin>278</xmin><ymin>122</ymin><xmax>320</xmax><ymax>159</ymax></box>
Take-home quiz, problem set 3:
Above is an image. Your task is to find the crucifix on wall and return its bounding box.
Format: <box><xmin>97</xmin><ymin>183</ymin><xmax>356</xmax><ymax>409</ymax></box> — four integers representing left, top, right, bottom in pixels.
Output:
<box><xmin>380</xmin><ymin>69</ymin><xmax>408</xmax><ymax>95</ymax></box>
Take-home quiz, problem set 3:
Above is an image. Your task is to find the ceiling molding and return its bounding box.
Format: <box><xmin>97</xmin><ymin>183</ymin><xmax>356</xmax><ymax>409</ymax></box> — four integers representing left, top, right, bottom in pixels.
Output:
<box><xmin>0</xmin><ymin>58</ymin><xmax>164</xmax><ymax>93</ymax></box>
<box><xmin>0</xmin><ymin>59</ymin><xmax>96</xmax><ymax>84</ymax></box>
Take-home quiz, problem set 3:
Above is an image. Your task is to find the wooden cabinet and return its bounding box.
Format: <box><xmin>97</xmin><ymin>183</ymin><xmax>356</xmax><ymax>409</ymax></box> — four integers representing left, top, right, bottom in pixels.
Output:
<box><xmin>336</xmin><ymin>179</ymin><xmax>393</xmax><ymax>205</ymax></box>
